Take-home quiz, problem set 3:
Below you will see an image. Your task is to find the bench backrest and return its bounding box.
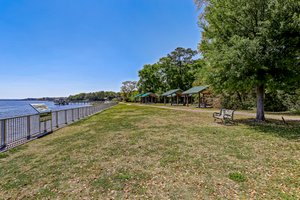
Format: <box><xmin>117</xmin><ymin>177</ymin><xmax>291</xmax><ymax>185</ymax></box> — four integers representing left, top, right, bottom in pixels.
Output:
<box><xmin>224</xmin><ymin>109</ymin><xmax>234</xmax><ymax>116</ymax></box>
<box><xmin>225</xmin><ymin>109</ymin><xmax>235</xmax><ymax>121</ymax></box>
<box><xmin>220</xmin><ymin>109</ymin><xmax>225</xmax><ymax>117</ymax></box>
<box><xmin>219</xmin><ymin>108</ymin><xmax>234</xmax><ymax>118</ymax></box>
<box><xmin>220</xmin><ymin>108</ymin><xmax>234</xmax><ymax>116</ymax></box>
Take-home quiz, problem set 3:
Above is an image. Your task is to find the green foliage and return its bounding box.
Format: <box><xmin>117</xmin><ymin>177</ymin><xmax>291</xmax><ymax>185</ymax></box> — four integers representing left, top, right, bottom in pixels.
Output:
<box><xmin>221</xmin><ymin>91</ymin><xmax>255</xmax><ymax>110</ymax></box>
<box><xmin>120</xmin><ymin>81</ymin><xmax>137</xmax><ymax>102</ymax></box>
<box><xmin>193</xmin><ymin>63</ymin><xmax>210</xmax><ymax>86</ymax></box>
<box><xmin>229</xmin><ymin>172</ymin><xmax>246</xmax><ymax>182</ymax></box>
<box><xmin>265</xmin><ymin>91</ymin><xmax>288</xmax><ymax>112</ymax></box>
<box><xmin>196</xmin><ymin>0</ymin><xmax>300</xmax><ymax>118</ymax></box>
<box><xmin>138</xmin><ymin>47</ymin><xmax>202</xmax><ymax>93</ymax></box>
<box><xmin>128</xmin><ymin>90</ymin><xmax>139</xmax><ymax>102</ymax></box>
<box><xmin>0</xmin><ymin>153</ymin><xmax>9</xmax><ymax>159</ymax></box>
<box><xmin>68</xmin><ymin>91</ymin><xmax>118</xmax><ymax>101</ymax></box>
<box><xmin>282</xmin><ymin>89</ymin><xmax>300</xmax><ymax>113</ymax></box>
<box><xmin>138</xmin><ymin>63</ymin><xmax>165</xmax><ymax>93</ymax></box>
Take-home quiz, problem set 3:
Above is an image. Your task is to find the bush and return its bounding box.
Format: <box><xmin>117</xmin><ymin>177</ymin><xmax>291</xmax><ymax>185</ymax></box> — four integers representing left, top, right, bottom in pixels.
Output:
<box><xmin>264</xmin><ymin>91</ymin><xmax>288</xmax><ymax>112</ymax></box>
<box><xmin>282</xmin><ymin>89</ymin><xmax>300</xmax><ymax>113</ymax></box>
<box><xmin>220</xmin><ymin>92</ymin><xmax>255</xmax><ymax>110</ymax></box>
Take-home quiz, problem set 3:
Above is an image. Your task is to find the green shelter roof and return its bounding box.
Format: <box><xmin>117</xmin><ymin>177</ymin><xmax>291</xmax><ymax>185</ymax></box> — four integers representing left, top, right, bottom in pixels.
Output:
<box><xmin>134</xmin><ymin>94</ymin><xmax>143</xmax><ymax>98</ymax></box>
<box><xmin>182</xmin><ymin>86</ymin><xmax>209</xmax><ymax>95</ymax></box>
<box><xmin>161</xmin><ymin>89</ymin><xmax>182</xmax><ymax>97</ymax></box>
<box><xmin>141</xmin><ymin>92</ymin><xmax>155</xmax><ymax>97</ymax></box>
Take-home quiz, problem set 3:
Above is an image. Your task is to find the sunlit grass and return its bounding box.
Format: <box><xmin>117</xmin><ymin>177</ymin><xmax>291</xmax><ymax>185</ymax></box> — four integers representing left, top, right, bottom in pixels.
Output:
<box><xmin>0</xmin><ymin>104</ymin><xmax>299</xmax><ymax>199</ymax></box>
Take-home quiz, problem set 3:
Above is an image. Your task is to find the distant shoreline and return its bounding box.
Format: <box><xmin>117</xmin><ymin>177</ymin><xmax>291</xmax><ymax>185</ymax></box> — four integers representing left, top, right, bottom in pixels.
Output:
<box><xmin>0</xmin><ymin>99</ymin><xmax>24</xmax><ymax>101</ymax></box>
<box><xmin>0</xmin><ymin>99</ymin><xmax>52</xmax><ymax>101</ymax></box>
<box><xmin>0</xmin><ymin>98</ymin><xmax>63</xmax><ymax>101</ymax></box>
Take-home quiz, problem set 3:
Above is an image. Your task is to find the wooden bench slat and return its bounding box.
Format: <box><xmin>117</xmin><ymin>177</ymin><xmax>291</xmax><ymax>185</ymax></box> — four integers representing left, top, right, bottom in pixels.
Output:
<box><xmin>213</xmin><ymin>108</ymin><xmax>235</xmax><ymax>124</ymax></box>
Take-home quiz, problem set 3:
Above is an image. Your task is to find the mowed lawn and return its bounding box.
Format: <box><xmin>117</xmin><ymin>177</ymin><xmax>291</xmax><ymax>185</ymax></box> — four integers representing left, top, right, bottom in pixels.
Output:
<box><xmin>0</xmin><ymin>104</ymin><xmax>299</xmax><ymax>199</ymax></box>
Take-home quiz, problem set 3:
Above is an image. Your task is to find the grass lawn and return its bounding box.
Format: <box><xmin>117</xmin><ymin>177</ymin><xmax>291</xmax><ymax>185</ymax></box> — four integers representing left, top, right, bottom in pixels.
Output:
<box><xmin>0</xmin><ymin>104</ymin><xmax>299</xmax><ymax>199</ymax></box>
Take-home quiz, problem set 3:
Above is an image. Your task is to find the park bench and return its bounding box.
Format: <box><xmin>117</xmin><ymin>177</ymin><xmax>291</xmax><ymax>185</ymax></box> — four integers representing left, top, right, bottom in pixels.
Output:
<box><xmin>213</xmin><ymin>109</ymin><xmax>235</xmax><ymax>124</ymax></box>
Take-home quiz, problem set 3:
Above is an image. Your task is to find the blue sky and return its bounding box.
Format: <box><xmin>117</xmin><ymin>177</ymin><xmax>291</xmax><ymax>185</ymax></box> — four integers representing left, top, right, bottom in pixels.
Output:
<box><xmin>0</xmin><ymin>0</ymin><xmax>201</xmax><ymax>99</ymax></box>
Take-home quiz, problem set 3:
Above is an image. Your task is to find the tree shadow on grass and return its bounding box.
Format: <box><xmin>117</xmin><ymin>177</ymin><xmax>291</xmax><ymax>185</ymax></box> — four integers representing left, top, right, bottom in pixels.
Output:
<box><xmin>236</xmin><ymin>118</ymin><xmax>300</xmax><ymax>140</ymax></box>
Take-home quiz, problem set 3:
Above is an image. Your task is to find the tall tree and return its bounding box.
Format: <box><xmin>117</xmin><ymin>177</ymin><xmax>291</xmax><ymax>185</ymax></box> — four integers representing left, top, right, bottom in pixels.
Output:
<box><xmin>162</xmin><ymin>47</ymin><xmax>199</xmax><ymax>90</ymax></box>
<box><xmin>120</xmin><ymin>81</ymin><xmax>137</xmax><ymax>101</ymax></box>
<box><xmin>196</xmin><ymin>0</ymin><xmax>300</xmax><ymax>121</ymax></box>
<box><xmin>137</xmin><ymin>64</ymin><xmax>166</xmax><ymax>93</ymax></box>
<box><xmin>137</xmin><ymin>47</ymin><xmax>202</xmax><ymax>93</ymax></box>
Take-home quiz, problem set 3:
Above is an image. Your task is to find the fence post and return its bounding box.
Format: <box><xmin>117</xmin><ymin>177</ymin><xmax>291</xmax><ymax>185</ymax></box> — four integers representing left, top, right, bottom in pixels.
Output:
<box><xmin>65</xmin><ymin>110</ymin><xmax>68</xmax><ymax>124</ymax></box>
<box><xmin>27</xmin><ymin>116</ymin><xmax>31</xmax><ymax>140</ymax></box>
<box><xmin>50</xmin><ymin>112</ymin><xmax>53</xmax><ymax>132</ymax></box>
<box><xmin>78</xmin><ymin>108</ymin><xmax>80</xmax><ymax>119</ymax></box>
<box><xmin>44</xmin><ymin>121</ymin><xmax>47</xmax><ymax>133</ymax></box>
<box><xmin>72</xmin><ymin>109</ymin><xmax>74</xmax><ymax>122</ymax></box>
<box><xmin>38</xmin><ymin>116</ymin><xmax>41</xmax><ymax>135</ymax></box>
<box><xmin>0</xmin><ymin>120</ymin><xmax>6</xmax><ymax>150</ymax></box>
<box><xmin>56</xmin><ymin>111</ymin><xmax>59</xmax><ymax>128</ymax></box>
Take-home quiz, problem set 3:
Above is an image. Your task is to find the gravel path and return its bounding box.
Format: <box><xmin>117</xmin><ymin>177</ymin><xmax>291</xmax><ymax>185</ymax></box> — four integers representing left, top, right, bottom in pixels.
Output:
<box><xmin>127</xmin><ymin>103</ymin><xmax>300</xmax><ymax>121</ymax></box>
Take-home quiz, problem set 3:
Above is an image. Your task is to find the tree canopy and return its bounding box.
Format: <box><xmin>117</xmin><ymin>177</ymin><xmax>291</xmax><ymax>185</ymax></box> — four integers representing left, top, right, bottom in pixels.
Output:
<box><xmin>68</xmin><ymin>91</ymin><xmax>118</xmax><ymax>101</ymax></box>
<box><xmin>196</xmin><ymin>0</ymin><xmax>300</xmax><ymax>120</ymax></box>
<box><xmin>138</xmin><ymin>47</ymin><xmax>202</xmax><ymax>93</ymax></box>
<box><xmin>120</xmin><ymin>81</ymin><xmax>137</xmax><ymax>101</ymax></box>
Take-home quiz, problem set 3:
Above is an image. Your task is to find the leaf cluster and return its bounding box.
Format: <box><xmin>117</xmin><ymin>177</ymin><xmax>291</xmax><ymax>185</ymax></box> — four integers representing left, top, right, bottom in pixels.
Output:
<box><xmin>196</xmin><ymin>0</ymin><xmax>300</xmax><ymax>93</ymax></box>
<box><xmin>137</xmin><ymin>47</ymin><xmax>203</xmax><ymax>93</ymax></box>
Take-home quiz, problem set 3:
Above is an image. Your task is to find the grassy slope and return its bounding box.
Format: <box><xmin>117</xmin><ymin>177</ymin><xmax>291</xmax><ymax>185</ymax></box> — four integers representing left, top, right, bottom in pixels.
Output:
<box><xmin>0</xmin><ymin>104</ymin><xmax>299</xmax><ymax>199</ymax></box>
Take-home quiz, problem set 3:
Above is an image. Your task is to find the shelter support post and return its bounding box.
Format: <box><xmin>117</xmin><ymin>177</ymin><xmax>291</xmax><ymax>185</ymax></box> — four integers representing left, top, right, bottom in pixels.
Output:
<box><xmin>186</xmin><ymin>95</ymin><xmax>189</xmax><ymax>107</ymax></box>
<box><xmin>198</xmin><ymin>92</ymin><xmax>201</xmax><ymax>108</ymax></box>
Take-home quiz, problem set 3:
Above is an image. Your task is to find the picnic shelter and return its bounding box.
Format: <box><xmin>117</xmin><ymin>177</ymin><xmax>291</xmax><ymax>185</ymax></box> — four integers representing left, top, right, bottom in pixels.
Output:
<box><xmin>182</xmin><ymin>86</ymin><xmax>210</xmax><ymax>107</ymax></box>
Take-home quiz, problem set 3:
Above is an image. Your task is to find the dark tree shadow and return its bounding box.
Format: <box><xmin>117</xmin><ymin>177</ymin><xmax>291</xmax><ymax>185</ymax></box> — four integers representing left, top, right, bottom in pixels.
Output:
<box><xmin>235</xmin><ymin>118</ymin><xmax>300</xmax><ymax>140</ymax></box>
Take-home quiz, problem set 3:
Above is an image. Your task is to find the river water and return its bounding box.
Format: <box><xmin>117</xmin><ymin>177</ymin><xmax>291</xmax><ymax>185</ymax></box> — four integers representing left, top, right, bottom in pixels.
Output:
<box><xmin>0</xmin><ymin>100</ymin><xmax>89</xmax><ymax>119</ymax></box>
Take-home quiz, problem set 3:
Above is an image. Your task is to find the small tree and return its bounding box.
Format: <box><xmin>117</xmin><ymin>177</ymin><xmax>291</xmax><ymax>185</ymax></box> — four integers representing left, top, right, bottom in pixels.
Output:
<box><xmin>196</xmin><ymin>0</ymin><xmax>300</xmax><ymax>121</ymax></box>
<box><xmin>120</xmin><ymin>81</ymin><xmax>137</xmax><ymax>102</ymax></box>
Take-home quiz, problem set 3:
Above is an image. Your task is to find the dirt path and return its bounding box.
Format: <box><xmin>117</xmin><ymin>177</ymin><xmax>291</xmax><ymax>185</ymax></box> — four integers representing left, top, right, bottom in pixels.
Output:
<box><xmin>125</xmin><ymin>103</ymin><xmax>300</xmax><ymax>121</ymax></box>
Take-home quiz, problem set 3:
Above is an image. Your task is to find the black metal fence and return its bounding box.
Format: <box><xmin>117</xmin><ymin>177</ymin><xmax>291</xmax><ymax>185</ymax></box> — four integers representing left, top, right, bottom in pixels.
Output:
<box><xmin>0</xmin><ymin>102</ymin><xmax>117</xmax><ymax>151</ymax></box>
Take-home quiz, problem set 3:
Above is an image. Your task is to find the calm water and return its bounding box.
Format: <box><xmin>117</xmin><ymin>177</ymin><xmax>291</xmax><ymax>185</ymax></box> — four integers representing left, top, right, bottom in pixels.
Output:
<box><xmin>0</xmin><ymin>100</ymin><xmax>89</xmax><ymax>119</ymax></box>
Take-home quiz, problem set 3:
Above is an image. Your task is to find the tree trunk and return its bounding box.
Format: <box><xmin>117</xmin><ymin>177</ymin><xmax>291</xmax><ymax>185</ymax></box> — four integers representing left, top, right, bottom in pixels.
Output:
<box><xmin>236</xmin><ymin>92</ymin><xmax>243</xmax><ymax>104</ymax></box>
<box><xmin>256</xmin><ymin>84</ymin><xmax>265</xmax><ymax>121</ymax></box>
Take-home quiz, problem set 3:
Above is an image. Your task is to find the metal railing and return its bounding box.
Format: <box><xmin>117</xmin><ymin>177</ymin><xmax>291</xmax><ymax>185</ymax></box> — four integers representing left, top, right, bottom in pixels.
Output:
<box><xmin>0</xmin><ymin>102</ymin><xmax>117</xmax><ymax>151</ymax></box>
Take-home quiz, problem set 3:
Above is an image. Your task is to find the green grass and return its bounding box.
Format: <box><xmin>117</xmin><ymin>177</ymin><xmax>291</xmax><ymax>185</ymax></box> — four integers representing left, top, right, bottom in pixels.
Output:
<box><xmin>229</xmin><ymin>172</ymin><xmax>246</xmax><ymax>182</ymax></box>
<box><xmin>0</xmin><ymin>104</ymin><xmax>299</xmax><ymax>199</ymax></box>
